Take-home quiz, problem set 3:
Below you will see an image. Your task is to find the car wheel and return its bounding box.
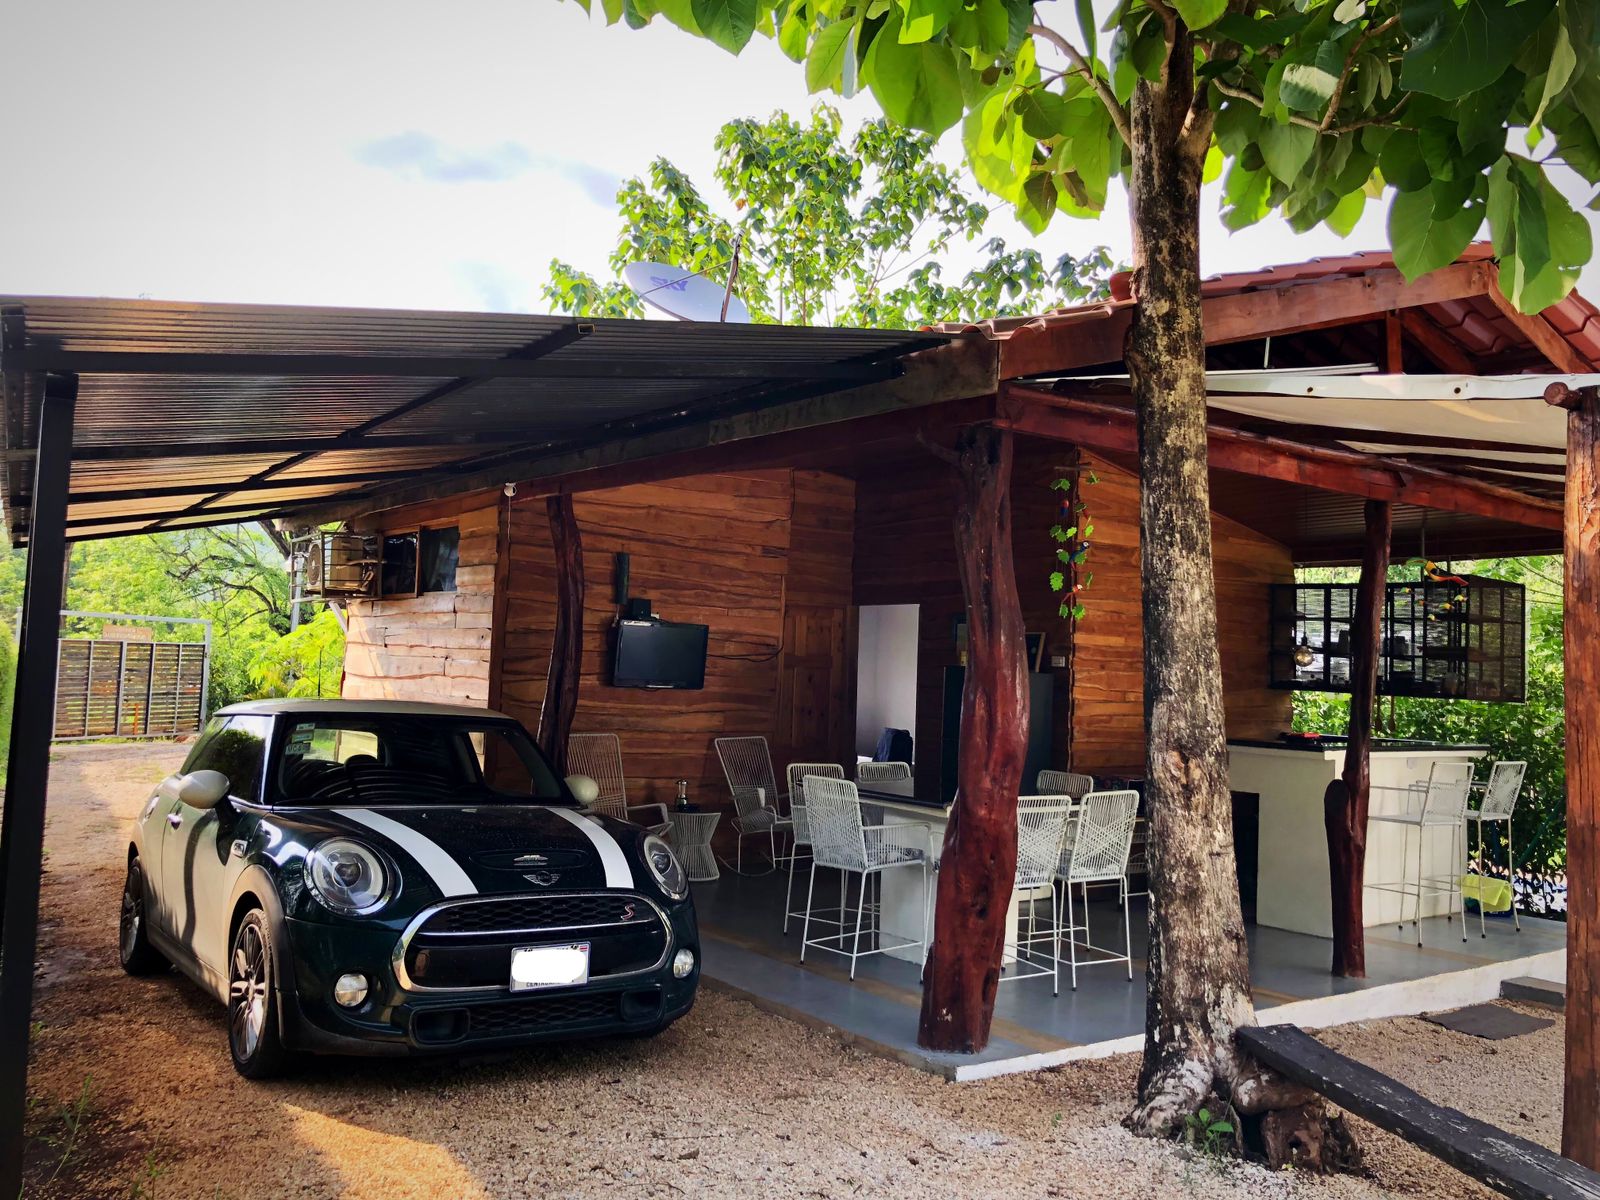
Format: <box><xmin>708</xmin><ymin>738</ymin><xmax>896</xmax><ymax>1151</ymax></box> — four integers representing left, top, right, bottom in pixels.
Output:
<box><xmin>228</xmin><ymin>908</ymin><xmax>291</xmax><ymax>1079</ymax></box>
<box><xmin>118</xmin><ymin>856</ymin><xmax>167</xmax><ymax>976</ymax></box>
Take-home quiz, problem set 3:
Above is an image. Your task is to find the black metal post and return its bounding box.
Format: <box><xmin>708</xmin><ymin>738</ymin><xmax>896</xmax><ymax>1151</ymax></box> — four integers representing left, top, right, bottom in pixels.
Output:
<box><xmin>0</xmin><ymin>373</ymin><xmax>77</xmax><ymax>1200</ymax></box>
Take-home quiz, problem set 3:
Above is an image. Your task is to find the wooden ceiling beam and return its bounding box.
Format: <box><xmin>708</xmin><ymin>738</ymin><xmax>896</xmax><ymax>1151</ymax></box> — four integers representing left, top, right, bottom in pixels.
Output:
<box><xmin>998</xmin><ymin>260</ymin><xmax>1494</xmax><ymax>378</ymax></box>
<box><xmin>998</xmin><ymin>383</ymin><xmax>1563</xmax><ymax>531</ymax></box>
<box><xmin>1484</xmin><ymin>271</ymin><xmax>1595</xmax><ymax>373</ymax></box>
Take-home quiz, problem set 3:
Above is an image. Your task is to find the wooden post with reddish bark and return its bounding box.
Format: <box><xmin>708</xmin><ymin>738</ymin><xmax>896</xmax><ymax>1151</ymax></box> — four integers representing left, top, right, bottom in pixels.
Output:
<box><xmin>917</xmin><ymin>424</ymin><xmax>1030</xmax><ymax>1054</ymax></box>
<box><xmin>1324</xmin><ymin>499</ymin><xmax>1391</xmax><ymax>978</ymax></box>
<box><xmin>537</xmin><ymin>493</ymin><xmax>584</xmax><ymax>777</ymax></box>
<box><xmin>1550</xmin><ymin>381</ymin><xmax>1599</xmax><ymax>1169</ymax></box>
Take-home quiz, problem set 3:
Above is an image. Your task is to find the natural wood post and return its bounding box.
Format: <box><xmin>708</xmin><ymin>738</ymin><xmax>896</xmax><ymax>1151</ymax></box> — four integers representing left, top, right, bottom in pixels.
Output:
<box><xmin>1550</xmin><ymin>381</ymin><xmax>1599</xmax><ymax>1168</ymax></box>
<box><xmin>1324</xmin><ymin>499</ymin><xmax>1391</xmax><ymax>978</ymax></box>
<box><xmin>537</xmin><ymin>493</ymin><xmax>584</xmax><ymax>777</ymax></box>
<box><xmin>917</xmin><ymin>424</ymin><xmax>1029</xmax><ymax>1054</ymax></box>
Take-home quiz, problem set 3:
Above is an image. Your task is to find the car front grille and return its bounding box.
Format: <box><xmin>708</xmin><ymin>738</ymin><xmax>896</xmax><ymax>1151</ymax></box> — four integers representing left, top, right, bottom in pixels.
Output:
<box><xmin>401</xmin><ymin>892</ymin><xmax>669</xmax><ymax>991</ymax></box>
<box><xmin>410</xmin><ymin>986</ymin><xmax>666</xmax><ymax>1044</ymax></box>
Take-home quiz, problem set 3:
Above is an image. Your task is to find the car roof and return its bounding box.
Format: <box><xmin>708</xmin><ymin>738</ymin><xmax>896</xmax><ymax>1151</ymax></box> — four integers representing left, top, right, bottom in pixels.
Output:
<box><xmin>214</xmin><ymin>698</ymin><xmax>518</xmax><ymax>721</ymax></box>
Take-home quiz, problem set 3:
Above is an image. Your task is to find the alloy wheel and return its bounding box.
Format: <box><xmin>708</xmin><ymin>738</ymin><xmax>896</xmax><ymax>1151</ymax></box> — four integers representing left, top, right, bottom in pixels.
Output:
<box><xmin>229</xmin><ymin>921</ymin><xmax>269</xmax><ymax>1060</ymax></box>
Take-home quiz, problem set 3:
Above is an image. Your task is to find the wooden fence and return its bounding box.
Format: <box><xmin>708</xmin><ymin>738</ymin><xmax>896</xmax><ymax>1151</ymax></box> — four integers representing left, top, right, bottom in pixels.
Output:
<box><xmin>52</xmin><ymin>612</ymin><xmax>212</xmax><ymax>740</ymax></box>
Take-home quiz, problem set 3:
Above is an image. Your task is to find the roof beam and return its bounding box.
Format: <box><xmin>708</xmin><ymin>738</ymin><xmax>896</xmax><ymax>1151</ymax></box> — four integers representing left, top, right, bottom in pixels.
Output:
<box><xmin>1483</xmin><ymin>274</ymin><xmax>1595</xmax><ymax>373</ymax></box>
<box><xmin>5</xmin><ymin>431</ymin><xmax>507</xmax><ymax>462</ymax></box>
<box><xmin>998</xmin><ymin>383</ymin><xmax>1563</xmax><ymax>531</ymax></box>
<box><xmin>998</xmin><ymin>260</ymin><xmax>1494</xmax><ymax>378</ymax></box>
<box><xmin>5</xmin><ymin>347</ymin><xmax>913</xmax><ymax>381</ymax></box>
<box><xmin>67</xmin><ymin>469</ymin><xmax>424</xmax><ymax>504</ymax></box>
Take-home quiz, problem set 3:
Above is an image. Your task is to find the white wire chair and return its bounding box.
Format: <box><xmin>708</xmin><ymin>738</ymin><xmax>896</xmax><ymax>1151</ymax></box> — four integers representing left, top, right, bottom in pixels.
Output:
<box><xmin>1006</xmin><ymin>797</ymin><xmax>1074</xmax><ymax>995</ymax></box>
<box><xmin>800</xmin><ymin>775</ymin><xmax>930</xmax><ymax>978</ymax></box>
<box><xmin>854</xmin><ymin>760</ymin><xmax>908</xmax><ymax>825</ymax></box>
<box><xmin>783</xmin><ymin>761</ymin><xmax>844</xmax><ymax>934</ymax></box>
<box><xmin>1467</xmin><ymin>760</ymin><xmax>1528</xmax><ymax>937</ymax></box>
<box><xmin>1367</xmin><ymin>760</ymin><xmax>1475</xmax><ymax>944</ymax></box>
<box><xmin>565</xmin><ymin>733</ymin><xmax>672</xmax><ymax>836</ymax></box>
<box><xmin>715</xmin><ymin>736</ymin><xmax>793</xmax><ymax>874</ymax></box>
<box><xmin>1054</xmin><ymin>789</ymin><xmax>1139</xmax><ymax>991</ymax></box>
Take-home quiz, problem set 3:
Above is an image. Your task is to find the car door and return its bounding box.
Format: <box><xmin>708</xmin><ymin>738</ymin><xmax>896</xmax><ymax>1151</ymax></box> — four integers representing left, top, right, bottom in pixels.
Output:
<box><xmin>146</xmin><ymin>716</ymin><xmax>228</xmax><ymax>937</ymax></box>
<box><xmin>161</xmin><ymin>714</ymin><xmax>271</xmax><ymax>974</ymax></box>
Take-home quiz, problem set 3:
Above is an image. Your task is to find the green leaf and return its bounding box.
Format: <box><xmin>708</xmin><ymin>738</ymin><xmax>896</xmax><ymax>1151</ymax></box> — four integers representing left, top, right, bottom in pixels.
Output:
<box><xmin>899</xmin><ymin>0</ymin><xmax>959</xmax><ymax>43</ymax></box>
<box><xmin>1487</xmin><ymin>155</ymin><xmax>1592</xmax><ymax>313</ymax></box>
<box><xmin>1280</xmin><ymin>41</ymin><xmax>1345</xmax><ymax>114</ymax></box>
<box><xmin>1389</xmin><ymin>176</ymin><xmax>1486</xmax><ymax>281</ymax></box>
<box><xmin>1015</xmin><ymin>88</ymin><xmax>1070</xmax><ymax>139</ymax></box>
<box><xmin>1529</xmin><ymin>16</ymin><xmax>1577</xmax><ymax>131</ymax></box>
<box><xmin>1075</xmin><ymin>0</ymin><xmax>1097</xmax><ymax>69</ymax></box>
<box><xmin>1170</xmin><ymin>0</ymin><xmax>1226</xmax><ymax>30</ymax></box>
<box><xmin>1222</xmin><ymin>162</ymin><xmax>1273</xmax><ymax>231</ymax></box>
<box><xmin>1108</xmin><ymin>27</ymin><xmax>1137</xmax><ymax>104</ymax></box>
<box><xmin>865</xmin><ymin>11</ymin><xmax>964</xmax><ymax>134</ymax></box>
<box><xmin>690</xmin><ymin>0</ymin><xmax>757</xmax><ymax>52</ymax></box>
<box><xmin>1325</xmin><ymin>189</ymin><xmax>1366</xmax><ymax>237</ymax></box>
<box><xmin>1454</xmin><ymin>69</ymin><xmax>1523</xmax><ymax>152</ymax></box>
<box><xmin>777</xmin><ymin>4</ymin><xmax>808</xmax><ymax>59</ymax></box>
<box><xmin>963</xmin><ymin>85</ymin><xmax>1035</xmax><ymax>201</ymax></box>
<box><xmin>1376</xmin><ymin>129</ymin><xmax>1431</xmax><ymax>192</ymax></box>
<box><xmin>1017</xmin><ymin>171</ymin><xmax>1059</xmax><ymax>233</ymax></box>
<box><xmin>1400</xmin><ymin>0</ymin><xmax>1557</xmax><ymax>100</ymax></box>
<box><xmin>806</xmin><ymin>21</ymin><xmax>853</xmax><ymax>92</ymax></box>
<box><xmin>1211</xmin><ymin>9</ymin><xmax>1314</xmax><ymax>49</ymax></box>
<box><xmin>1259</xmin><ymin>123</ymin><xmax>1317</xmax><ymax>183</ymax></box>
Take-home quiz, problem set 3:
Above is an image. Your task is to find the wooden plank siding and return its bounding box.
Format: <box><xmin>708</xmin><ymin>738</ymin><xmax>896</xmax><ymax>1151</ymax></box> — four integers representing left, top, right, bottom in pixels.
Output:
<box><xmin>1068</xmin><ymin>451</ymin><xmax>1294</xmax><ymax>772</ymax></box>
<box><xmin>342</xmin><ymin>502</ymin><xmax>500</xmax><ymax>707</ymax></box>
<box><xmin>497</xmin><ymin>470</ymin><xmax>857</xmax><ymax>809</ymax></box>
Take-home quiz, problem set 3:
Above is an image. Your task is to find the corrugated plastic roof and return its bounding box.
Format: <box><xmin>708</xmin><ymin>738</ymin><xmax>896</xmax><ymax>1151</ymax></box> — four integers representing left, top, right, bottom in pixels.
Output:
<box><xmin>0</xmin><ymin>297</ymin><xmax>946</xmax><ymax>544</ymax></box>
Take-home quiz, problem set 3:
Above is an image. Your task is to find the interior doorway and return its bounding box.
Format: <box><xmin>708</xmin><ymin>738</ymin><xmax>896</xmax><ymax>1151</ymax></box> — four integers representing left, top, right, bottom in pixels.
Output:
<box><xmin>854</xmin><ymin>603</ymin><xmax>919</xmax><ymax>764</ymax></box>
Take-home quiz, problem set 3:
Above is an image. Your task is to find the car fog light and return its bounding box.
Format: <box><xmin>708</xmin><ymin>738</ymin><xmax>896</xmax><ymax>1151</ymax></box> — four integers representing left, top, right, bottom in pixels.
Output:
<box><xmin>672</xmin><ymin>949</ymin><xmax>695</xmax><ymax>979</ymax></box>
<box><xmin>334</xmin><ymin>972</ymin><xmax>369</xmax><ymax>1008</ymax></box>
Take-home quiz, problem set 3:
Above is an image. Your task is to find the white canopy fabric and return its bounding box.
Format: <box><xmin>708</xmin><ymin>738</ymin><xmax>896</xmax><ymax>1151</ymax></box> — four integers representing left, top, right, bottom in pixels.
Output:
<box><xmin>1078</xmin><ymin>371</ymin><xmax>1585</xmax><ymax>489</ymax></box>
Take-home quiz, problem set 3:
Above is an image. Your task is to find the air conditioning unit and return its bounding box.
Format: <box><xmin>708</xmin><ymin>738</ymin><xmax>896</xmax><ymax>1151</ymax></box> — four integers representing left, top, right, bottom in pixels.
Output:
<box><xmin>290</xmin><ymin>530</ymin><xmax>379</xmax><ymax>599</ymax></box>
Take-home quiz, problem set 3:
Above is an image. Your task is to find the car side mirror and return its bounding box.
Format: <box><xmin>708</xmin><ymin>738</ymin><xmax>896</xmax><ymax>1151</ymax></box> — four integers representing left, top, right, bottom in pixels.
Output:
<box><xmin>158</xmin><ymin>770</ymin><xmax>231</xmax><ymax>810</ymax></box>
<box><xmin>565</xmin><ymin>774</ymin><xmax>599</xmax><ymax>805</ymax></box>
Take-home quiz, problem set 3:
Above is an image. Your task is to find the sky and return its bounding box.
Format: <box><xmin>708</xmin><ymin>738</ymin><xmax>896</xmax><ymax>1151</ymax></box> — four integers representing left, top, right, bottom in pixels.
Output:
<box><xmin>3</xmin><ymin>1</ymin><xmax>1597</xmax><ymax>317</ymax></box>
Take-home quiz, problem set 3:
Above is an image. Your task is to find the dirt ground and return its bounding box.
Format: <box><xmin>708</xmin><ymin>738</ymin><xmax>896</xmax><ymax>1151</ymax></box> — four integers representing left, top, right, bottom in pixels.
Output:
<box><xmin>17</xmin><ymin>741</ymin><xmax>1566</xmax><ymax>1199</ymax></box>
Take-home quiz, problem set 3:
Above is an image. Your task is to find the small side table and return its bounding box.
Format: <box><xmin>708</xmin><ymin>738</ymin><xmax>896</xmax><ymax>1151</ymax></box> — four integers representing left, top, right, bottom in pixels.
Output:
<box><xmin>670</xmin><ymin>810</ymin><xmax>722</xmax><ymax>882</ymax></box>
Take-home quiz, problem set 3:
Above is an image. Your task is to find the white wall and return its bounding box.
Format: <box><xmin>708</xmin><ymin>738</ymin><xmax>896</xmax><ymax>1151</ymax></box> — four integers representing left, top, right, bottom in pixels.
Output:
<box><xmin>855</xmin><ymin>603</ymin><xmax>919</xmax><ymax>760</ymax></box>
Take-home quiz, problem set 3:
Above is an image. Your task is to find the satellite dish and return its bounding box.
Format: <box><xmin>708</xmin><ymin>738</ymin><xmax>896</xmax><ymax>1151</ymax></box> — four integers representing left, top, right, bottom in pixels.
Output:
<box><xmin>622</xmin><ymin>260</ymin><xmax>751</xmax><ymax>323</ymax></box>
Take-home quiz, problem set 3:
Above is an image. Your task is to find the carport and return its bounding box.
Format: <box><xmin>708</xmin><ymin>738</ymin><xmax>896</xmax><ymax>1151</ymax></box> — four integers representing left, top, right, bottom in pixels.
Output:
<box><xmin>0</xmin><ymin>297</ymin><xmax>950</xmax><ymax>1195</ymax></box>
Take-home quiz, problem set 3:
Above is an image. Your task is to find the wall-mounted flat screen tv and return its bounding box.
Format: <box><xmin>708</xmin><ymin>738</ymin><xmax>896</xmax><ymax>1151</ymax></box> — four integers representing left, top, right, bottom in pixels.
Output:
<box><xmin>612</xmin><ymin>619</ymin><xmax>709</xmax><ymax>690</ymax></box>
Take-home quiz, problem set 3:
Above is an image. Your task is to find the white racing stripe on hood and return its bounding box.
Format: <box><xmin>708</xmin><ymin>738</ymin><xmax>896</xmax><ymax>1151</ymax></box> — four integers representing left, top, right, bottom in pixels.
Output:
<box><xmin>332</xmin><ymin>808</ymin><xmax>478</xmax><ymax>898</ymax></box>
<box><xmin>549</xmin><ymin>807</ymin><xmax>636</xmax><ymax>889</ymax></box>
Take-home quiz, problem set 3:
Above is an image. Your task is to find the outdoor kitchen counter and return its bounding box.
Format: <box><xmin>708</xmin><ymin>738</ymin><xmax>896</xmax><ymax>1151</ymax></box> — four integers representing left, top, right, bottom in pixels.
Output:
<box><xmin>1227</xmin><ymin>739</ymin><xmax>1488</xmax><ymax>939</ymax></box>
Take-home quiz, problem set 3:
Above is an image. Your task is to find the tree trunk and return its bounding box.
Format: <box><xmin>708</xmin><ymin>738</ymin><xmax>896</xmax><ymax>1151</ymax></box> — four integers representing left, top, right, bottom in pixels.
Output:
<box><xmin>1326</xmin><ymin>500</ymin><xmax>1390</xmax><ymax>978</ymax></box>
<box><xmin>1556</xmin><ymin>384</ymin><xmax>1600</xmax><ymax>1168</ymax></box>
<box><xmin>1122</xmin><ymin>23</ymin><xmax>1293</xmax><ymax>1135</ymax></box>
<box><xmin>537</xmin><ymin>493</ymin><xmax>584</xmax><ymax>777</ymax></box>
<box><xmin>917</xmin><ymin>424</ymin><xmax>1029</xmax><ymax>1053</ymax></box>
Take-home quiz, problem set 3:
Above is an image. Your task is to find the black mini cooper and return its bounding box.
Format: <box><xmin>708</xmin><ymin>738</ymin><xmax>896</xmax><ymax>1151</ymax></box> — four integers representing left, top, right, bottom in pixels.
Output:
<box><xmin>119</xmin><ymin>699</ymin><xmax>699</xmax><ymax>1077</ymax></box>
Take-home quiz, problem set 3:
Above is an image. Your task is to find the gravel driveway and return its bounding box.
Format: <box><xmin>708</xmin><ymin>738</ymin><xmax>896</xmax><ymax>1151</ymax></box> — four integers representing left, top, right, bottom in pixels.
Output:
<box><xmin>16</xmin><ymin>741</ymin><xmax>1563</xmax><ymax>1199</ymax></box>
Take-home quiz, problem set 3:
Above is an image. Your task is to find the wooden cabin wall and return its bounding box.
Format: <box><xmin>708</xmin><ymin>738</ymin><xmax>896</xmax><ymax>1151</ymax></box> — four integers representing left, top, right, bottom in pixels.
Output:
<box><xmin>853</xmin><ymin>439</ymin><xmax>1078</xmax><ymax>798</ymax></box>
<box><xmin>342</xmin><ymin>497</ymin><xmax>500</xmax><ymax>707</ymax></box>
<box><xmin>852</xmin><ymin>440</ymin><xmax>1293</xmax><ymax>786</ymax></box>
<box><xmin>1069</xmin><ymin>452</ymin><xmax>1294</xmax><ymax>773</ymax></box>
<box><xmin>497</xmin><ymin>470</ymin><xmax>857</xmax><ymax>808</ymax></box>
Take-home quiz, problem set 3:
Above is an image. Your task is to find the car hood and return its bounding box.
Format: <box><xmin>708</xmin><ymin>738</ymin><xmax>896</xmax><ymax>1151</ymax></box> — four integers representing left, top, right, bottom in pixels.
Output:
<box><xmin>282</xmin><ymin>803</ymin><xmax>645</xmax><ymax>900</ymax></box>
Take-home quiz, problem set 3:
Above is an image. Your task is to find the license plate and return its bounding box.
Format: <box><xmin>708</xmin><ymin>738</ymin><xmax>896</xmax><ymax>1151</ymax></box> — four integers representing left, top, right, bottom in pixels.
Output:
<box><xmin>509</xmin><ymin>942</ymin><xmax>590</xmax><ymax>991</ymax></box>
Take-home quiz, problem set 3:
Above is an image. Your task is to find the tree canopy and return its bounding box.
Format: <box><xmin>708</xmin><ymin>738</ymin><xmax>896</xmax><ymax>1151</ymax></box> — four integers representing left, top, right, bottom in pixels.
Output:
<box><xmin>575</xmin><ymin>0</ymin><xmax>1598</xmax><ymax>315</ymax></box>
<box><xmin>544</xmin><ymin>104</ymin><xmax>1115</xmax><ymax>326</ymax></box>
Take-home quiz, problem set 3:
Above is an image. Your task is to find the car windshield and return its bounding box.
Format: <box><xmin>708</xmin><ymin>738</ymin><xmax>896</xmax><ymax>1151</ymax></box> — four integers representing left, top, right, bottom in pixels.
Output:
<box><xmin>269</xmin><ymin>714</ymin><xmax>570</xmax><ymax>807</ymax></box>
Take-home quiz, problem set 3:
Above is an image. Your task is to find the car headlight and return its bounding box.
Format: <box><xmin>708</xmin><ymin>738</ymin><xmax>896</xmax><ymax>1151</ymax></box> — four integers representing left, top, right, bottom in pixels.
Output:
<box><xmin>642</xmin><ymin>835</ymin><xmax>688</xmax><ymax>900</ymax></box>
<box><xmin>305</xmin><ymin>838</ymin><xmax>391</xmax><ymax>916</ymax></box>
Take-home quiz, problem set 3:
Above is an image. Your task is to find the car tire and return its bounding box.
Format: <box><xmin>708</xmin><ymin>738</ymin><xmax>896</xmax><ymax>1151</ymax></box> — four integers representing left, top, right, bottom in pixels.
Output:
<box><xmin>228</xmin><ymin>908</ymin><xmax>292</xmax><ymax>1079</ymax></box>
<box><xmin>118</xmin><ymin>856</ymin><xmax>167</xmax><ymax>976</ymax></box>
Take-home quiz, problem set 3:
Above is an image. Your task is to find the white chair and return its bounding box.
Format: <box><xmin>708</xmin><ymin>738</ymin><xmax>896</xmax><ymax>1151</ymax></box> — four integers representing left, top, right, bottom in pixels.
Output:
<box><xmin>1036</xmin><ymin>769</ymin><xmax>1093</xmax><ymax>798</ymax></box>
<box><xmin>800</xmin><ymin>776</ymin><xmax>930</xmax><ymax>979</ymax></box>
<box><xmin>1006</xmin><ymin>797</ymin><xmax>1074</xmax><ymax>995</ymax></box>
<box><xmin>715</xmin><ymin>736</ymin><xmax>793</xmax><ymax>874</ymax></box>
<box><xmin>783</xmin><ymin>761</ymin><xmax>844</xmax><ymax>934</ymax></box>
<box><xmin>565</xmin><ymin>733</ymin><xmax>672</xmax><ymax>836</ymax></box>
<box><xmin>856</xmin><ymin>761</ymin><xmax>911</xmax><ymax>784</ymax></box>
<box><xmin>1368</xmin><ymin>761</ymin><xmax>1475</xmax><ymax>944</ymax></box>
<box><xmin>1467</xmin><ymin>760</ymin><xmax>1528</xmax><ymax>937</ymax></box>
<box><xmin>1055</xmin><ymin>789</ymin><xmax>1139</xmax><ymax>991</ymax></box>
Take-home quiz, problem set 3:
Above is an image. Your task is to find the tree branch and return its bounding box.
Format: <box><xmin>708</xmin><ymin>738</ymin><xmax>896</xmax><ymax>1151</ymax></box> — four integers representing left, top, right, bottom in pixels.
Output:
<box><xmin>1319</xmin><ymin>14</ymin><xmax>1400</xmax><ymax>133</ymax></box>
<box><xmin>1027</xmin><ymin>24</ymin><xmax>1133</xmax><ymax>147</ymax></box>
<box><xmin>1213</xmin><ymin>80</ymin><xmax>1409</xmax><ymax>136</ymax></box>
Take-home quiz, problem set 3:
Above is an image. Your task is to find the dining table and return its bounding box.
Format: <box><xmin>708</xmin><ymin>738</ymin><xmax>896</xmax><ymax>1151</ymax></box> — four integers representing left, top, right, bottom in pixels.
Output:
<box><xmin>855</xmin><ymin>777</ymin><xmax>1037</xmax><ymax>965</ymax></box>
